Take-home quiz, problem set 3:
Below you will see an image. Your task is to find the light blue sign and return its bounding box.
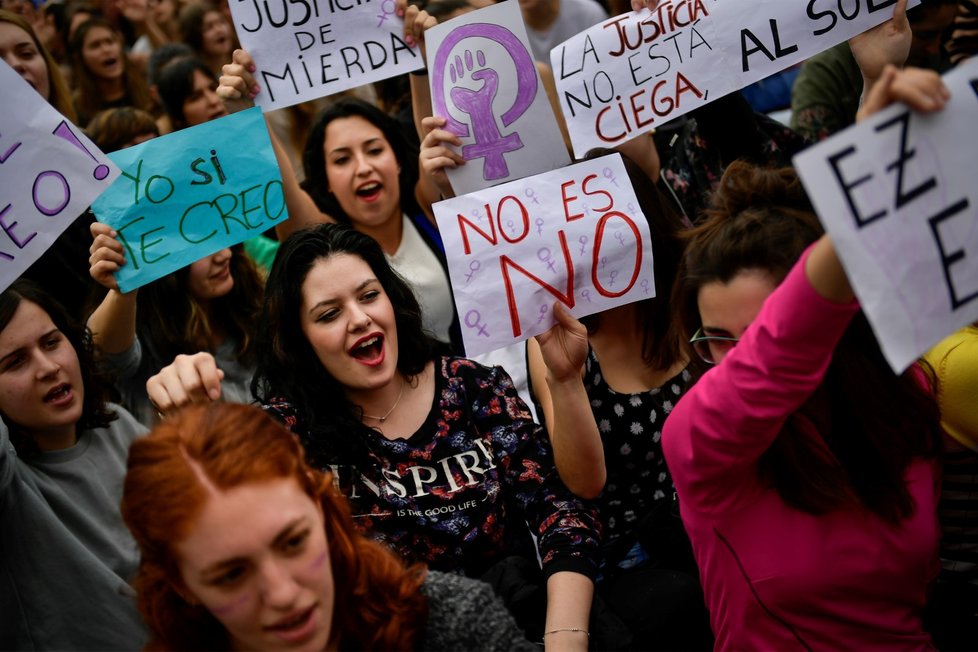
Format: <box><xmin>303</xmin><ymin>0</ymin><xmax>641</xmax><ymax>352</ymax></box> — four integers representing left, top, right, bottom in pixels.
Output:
<box><xmin>91</xmin><ymin>107</ymin><xmax>286</xmax><ymax>292</ymax></box>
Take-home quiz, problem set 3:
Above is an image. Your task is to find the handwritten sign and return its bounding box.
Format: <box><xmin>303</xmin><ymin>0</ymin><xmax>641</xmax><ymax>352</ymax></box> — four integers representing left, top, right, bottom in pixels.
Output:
<box><xmin>552</xmin><ymin>0</ymin><xmax>921</xmax><ymax>158</ymax></box>
<box><xmin>229</xmin><ymin>0</ymin><xmax>423</xmax><ymax>110</ymax></box>
<box><xmin>432</xmin><ymin>153</ymin><xmax>654</xmax><ymax>356</ymax></box>
<box><xmin>0</xmin><ymin>61</ymin><xmax>120</xmax><ymax>292</ymax></box>
<box><xmin>91</xmin><ymin>108</ymin><xmax>287</xmax><ymax>292</ymax></box>
<box><xmin>794</xmin><ymin>59</ymin><xmax>978</xmax><ymax>373</ymax></box>
<box><xmin>426</xmin><ymin>1</ymin><xmax>570</xmax><ymax>195</ymax></box>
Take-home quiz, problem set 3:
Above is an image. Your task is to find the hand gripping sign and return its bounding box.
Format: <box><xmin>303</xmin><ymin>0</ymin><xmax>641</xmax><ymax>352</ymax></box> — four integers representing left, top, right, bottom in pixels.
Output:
<box><xmin>0</xmin><ymin>61</ymin><xmax>120</xmax><ymax>292</ymax></box>
<box><xmin>433</xmin><ymin>153</ymin><xmax>654</xmax><ymax>356</ymax></box>
<box><xmin>794</xmin><ymin>59</ymin><xmax>978</xmax><ymax>372</ymax></box>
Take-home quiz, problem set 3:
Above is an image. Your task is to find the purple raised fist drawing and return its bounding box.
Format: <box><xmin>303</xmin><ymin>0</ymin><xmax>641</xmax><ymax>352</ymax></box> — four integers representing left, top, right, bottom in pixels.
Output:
<box><xmin>449</xmin><ymin>49</ymin><xmax>523</xmax><ymax>180</ymax></box>
<box><xmin>432</xmin><ymin>23</ymin><xmax>538</xmax><ymax>183</ymax></box>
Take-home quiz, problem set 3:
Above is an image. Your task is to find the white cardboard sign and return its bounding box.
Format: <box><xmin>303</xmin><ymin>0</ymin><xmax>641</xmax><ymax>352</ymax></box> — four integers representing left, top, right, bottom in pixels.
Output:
<box><xmin>229</xmin><ymin>0</ymin><xmax>424</xmax><ymax>110</ymax></box>
<box><xmin>552</xmin><ymin>0</ymin><xmax>921</xmax><ymax>158</ymax></box>
<box><xmin>432</xmin><ymin>154</ymin><xmax>654</xmax><ymax>356</ymax></box>
<box><xmin>794</xmin><ymin>58</ymin><xmax>978</xmax><ymax>372</ymax></box>
<box><xmin>426</xmin><ymin>1</ymin><xmax>571</xmax><ymax>195</ymax></box>
<box><xmin>0</xmin><ymin>61</ymin><xmax>120</xmax><ymax>293</ymax></box>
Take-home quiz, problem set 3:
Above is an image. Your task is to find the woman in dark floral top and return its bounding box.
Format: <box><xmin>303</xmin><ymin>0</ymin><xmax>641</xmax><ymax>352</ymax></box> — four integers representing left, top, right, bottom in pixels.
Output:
<box><xmin>147</xmin><ymin>224</ymin><xmax>601</xmax><ymax>651</ymax></box>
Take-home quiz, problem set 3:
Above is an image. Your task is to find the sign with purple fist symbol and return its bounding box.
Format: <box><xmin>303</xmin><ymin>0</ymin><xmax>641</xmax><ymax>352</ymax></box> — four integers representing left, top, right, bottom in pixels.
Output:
<box><xmin>432</xmin><ymin>154</ymin><xmax>655</xmax><ymax>356</ymax></box>
<box><xmin>0</xmin><ymin>61</ymin><xmax>120</xmax><ymax>293</ymax></box>
<box><xmin>427</xmin><ymin>1</ymin><xmax>570</xmax><ymax>194</ymax></box>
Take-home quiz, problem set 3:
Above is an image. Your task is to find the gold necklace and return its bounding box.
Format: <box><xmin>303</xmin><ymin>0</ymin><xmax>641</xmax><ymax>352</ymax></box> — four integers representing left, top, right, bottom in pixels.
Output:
<box><xmin>361</xmin><ymin>379</ymin><xmax>406</xmax><ymax>423</ymax></box>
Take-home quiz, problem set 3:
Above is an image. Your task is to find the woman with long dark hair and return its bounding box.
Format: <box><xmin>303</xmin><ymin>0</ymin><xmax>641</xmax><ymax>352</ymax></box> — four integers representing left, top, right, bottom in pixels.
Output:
<box><xmin>68</xmin><ymin>17</ymin><xmax>152</xmax><ymax>126</ymax></box>
<box><xmin>0</xmin><ymin>280</ymin><xmax>147</xmax><ymax>649</ymax></box>
<box><xmin>218</xmin><ymin>25</ymin><xmax>462</xmax><ymax>349</ymax></box>
<box><xmin>147</xmin><ymin>224</ymin><xmax>602</xmax><ymax>650</ymax></box>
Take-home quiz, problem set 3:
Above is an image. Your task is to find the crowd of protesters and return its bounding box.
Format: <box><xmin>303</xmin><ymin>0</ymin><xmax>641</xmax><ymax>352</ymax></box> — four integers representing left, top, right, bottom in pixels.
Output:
<box><xmin>1</xmin><ymin>0</ymin><xmax>976</xmax><ymax>648</ymax></box>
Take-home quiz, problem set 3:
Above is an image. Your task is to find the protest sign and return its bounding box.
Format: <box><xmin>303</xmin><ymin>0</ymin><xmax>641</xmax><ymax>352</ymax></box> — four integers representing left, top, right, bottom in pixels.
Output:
<box><xmin>91</xmin><ymin>108</ymin><xmax>287</xmax><ymax>293</ymax></box>
<box><xmin>794</xmin><ymin>58</ymin><xmax>978</xmax><ymax>372</ymax></box>
<box><xmin>552</xmin><ymin>0</ymin><xmax>921</xmax><ymax>158</ymax></box>
<box><xmin>426</xmin><ymin>1</ymin><xmax>570</xmax><ymax>195</ymax></box>
<box><xmin>229</xmin><ymin>0</ymin><xmax>423</xmax><ymax>110</ymax></box>
<box><xmin>0</xmin><ymin>61</ymin><xmax>120</xmax><ymax>293</ymax></box>
<box><xmin>432</xmin><ymin>153</ymin><xmax>654</xmax><ymax>356</ymax></box>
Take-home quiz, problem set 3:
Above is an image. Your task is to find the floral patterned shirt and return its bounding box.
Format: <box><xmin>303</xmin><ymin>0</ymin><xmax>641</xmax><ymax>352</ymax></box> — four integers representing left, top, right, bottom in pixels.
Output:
<box><xmin>264</xmin><ymin>357</ymin><xmax>601</xmax><ymax>580</ymax></box>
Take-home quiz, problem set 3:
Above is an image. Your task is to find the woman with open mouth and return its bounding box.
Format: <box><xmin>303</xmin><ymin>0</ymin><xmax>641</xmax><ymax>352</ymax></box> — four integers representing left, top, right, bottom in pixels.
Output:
<box><xmin>147</xmin><ymin>224</ymin><xmax>604</xmax><ymax>650</ymax></box>
<box><xmin>219</xmin><ymin>45</ymin><xmax>463</xmax><ymax>353</ymax></box>
<box><xmin>178</xmin><ymin>1</ymin><xmax>237</xmax><ymax>78</ymax></box>
<box><xmin>122</xmin><ymin>401</ymin><xmax>535</xmax><ymax>651</ymax></box>
<box><xmin>68</xmin><ymin>17</ymin><xmax>152</xmax><ymax>127</ymax></box>
<box><xmin>0</xmin><ymin>280</ymin><xmax>149</xmax><ymax>649</ymax></box>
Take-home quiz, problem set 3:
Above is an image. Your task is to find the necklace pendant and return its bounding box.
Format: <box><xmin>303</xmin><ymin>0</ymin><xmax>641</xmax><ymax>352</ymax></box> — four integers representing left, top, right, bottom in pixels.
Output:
<box><xmin>379</xmin><ymin>416</ymin><xmax>387</xmax><ymax>423</ymax></box>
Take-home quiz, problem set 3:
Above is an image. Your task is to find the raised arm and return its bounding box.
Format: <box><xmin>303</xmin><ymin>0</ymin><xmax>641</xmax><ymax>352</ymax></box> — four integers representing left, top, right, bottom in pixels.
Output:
<box><xmin>849</xmin><ymin>0</ymin><xmax>911</xmax><ymax>108</ymax></box>
<box><xmin>218</xmin><ymin>49</ymin><xmax>334</xmax><ymax>241</ymax></box>
<box><xmin>87</xmin><ymin>222</ymin><xmax>137</xmax><ymax>355</ymax></box>
<box><xmin>398</xmin><ymin>0</ymin><xmax>446</xmax><ymax>216</ymax></box>
<box><xmin>528</xmin><ymin>304</ymin><xmax>605</xmax><ymax>499</ymax></box>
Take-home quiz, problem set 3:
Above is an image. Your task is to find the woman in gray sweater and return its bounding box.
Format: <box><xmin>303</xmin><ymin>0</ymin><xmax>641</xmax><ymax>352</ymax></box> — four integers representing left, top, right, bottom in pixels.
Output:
<box><xmin>0</xmin><ymin>280</ymin><xmax>148</xmax><ymax>650</ymax></box>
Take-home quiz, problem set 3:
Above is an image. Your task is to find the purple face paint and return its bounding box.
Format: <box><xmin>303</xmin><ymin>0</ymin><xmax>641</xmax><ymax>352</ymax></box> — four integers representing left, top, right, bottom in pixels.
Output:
<box><xmin>308</xmin><ymin>550</ymin><xmax>328</xmax><ymax>571</ymax></box>
<box><xmin>209</xmin><ymin>593</ymin><xmax>250</xmax><ymax>617</ymax></box>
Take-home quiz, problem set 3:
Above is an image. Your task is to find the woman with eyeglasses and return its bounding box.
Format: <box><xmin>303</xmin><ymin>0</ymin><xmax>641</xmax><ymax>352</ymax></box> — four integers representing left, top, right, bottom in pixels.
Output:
<box><xmin>663</xmin><ymin>67</ymin><xmax>947</xmax><ymax>650</ymax></box>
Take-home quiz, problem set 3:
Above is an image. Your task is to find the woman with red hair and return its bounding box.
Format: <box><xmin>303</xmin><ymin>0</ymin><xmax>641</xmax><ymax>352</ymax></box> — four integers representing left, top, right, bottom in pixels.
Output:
<box><xmin>121</xmin><ymin>402</ymin><xmax>533</xmax><ymax>651</ymax></box>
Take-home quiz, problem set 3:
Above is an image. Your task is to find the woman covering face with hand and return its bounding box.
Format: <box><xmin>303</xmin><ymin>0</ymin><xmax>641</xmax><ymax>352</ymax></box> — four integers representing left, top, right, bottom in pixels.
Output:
<box><xmin>88</xmin><ymin>224</ymin><xmax>264</xmax><ymax>426</ymax></box>
<box><xmin>148</xmin><ymin>224</ymin><xmax>602</xmax><ymax>650</ymax></box>
<box><xmin>122</xmin><ymin>401</ymin><xmax>535</xmax><ymax>651</ymax></box>
<box><xmin>0</xmin><ymin>280</ymin><xmax>148</xmax><ymax>650</ymax></box>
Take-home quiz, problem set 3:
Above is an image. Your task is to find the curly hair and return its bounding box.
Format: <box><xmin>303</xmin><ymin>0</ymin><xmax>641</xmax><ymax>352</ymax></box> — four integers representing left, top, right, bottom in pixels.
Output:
<box><xmin>300</xmin><ymin>98</ymin><xmax>423</xmax><ymax>221</ymax></box>
<box><xmin>673</xmin><ymin>161</ymin><xmax>942</xmax><ymax>524</ymax></box>
<box><xmin>121</xmin><ymin>402</ymin><xmax>428</xmax><ymax>651</ymax></box>
<box><xmin>136</xmin><ymin>244</ymin><xmax>264</xmax><ymax>372</ymax></box>
<box><xmin>0</xmin><ymin>280</ymin><xmax>116</xmax><ymax>450</ymax></box>
<box><xmin>0</xmin><ymin>10</ymin><xmax>77</xmax><ymax>123</ymax></box>
<box><xmin>252</xmin><ymin>224</ymin><xmax>436</xmax><ymax>462</ymax></box>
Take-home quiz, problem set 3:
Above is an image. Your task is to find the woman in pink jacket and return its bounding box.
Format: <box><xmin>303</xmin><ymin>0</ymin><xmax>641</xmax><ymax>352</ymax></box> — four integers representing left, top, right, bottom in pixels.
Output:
<box><xmin>663</xmin><ymin>66</ymin><xmax>949</xmax><ymax>650</ymax></box>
